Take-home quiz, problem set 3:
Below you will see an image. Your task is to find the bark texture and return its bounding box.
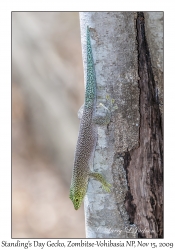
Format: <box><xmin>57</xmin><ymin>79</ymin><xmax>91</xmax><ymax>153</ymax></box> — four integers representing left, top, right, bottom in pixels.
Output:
<box><xmin>144</xmin><ymin>12</ymin><xmax>163</xmax><ymax>117</ymax></box>
<box><xmin>80</xmin><ymin>11</ymin><xmax>163</xmax><ymax>239</ymax></box>
<box><xmin>80</xmin><ymin>12</ymin><xmax>139</xmax><ymax>239</ymax></box>
<box><xmin>125</xmin><ymin>12</ymin><xmax>163</xmax><ymax>238</ymax></box>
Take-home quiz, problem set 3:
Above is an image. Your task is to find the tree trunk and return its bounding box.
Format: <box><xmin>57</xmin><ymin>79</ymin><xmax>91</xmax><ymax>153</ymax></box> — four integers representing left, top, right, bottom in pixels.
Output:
<box><xmin>79</xmin><ymin>11</ymin><xmax>163</xmax><ymax>238</ymax></box>
<box><xmin>126</xmin><ymin>12</ymin><xmax>163</xmax><ymax>238</ymax></box>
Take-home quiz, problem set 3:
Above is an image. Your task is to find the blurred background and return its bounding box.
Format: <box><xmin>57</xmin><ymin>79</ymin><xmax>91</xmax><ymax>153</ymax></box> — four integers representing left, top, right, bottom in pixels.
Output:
<box><xmin>12</xmin><ymin>12</ymin><xmax>85</xmax><ymax>238</ymax></box>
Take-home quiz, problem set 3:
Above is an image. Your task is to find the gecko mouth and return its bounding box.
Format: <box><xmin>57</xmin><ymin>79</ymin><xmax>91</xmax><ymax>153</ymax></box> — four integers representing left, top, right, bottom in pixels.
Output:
<box><xmin>74</xmin><ymin>202</ymin><xmax>81</xmax><ymax>210</ymax></box>
<box><xmin>73</xmin><ymin>197</ymin><xmax>81</xmax><ymax>210</ymax></box>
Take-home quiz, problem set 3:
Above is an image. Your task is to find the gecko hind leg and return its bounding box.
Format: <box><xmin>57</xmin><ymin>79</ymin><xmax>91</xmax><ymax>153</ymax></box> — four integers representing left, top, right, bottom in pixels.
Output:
<box><xmin>92</xmin><ymin>95</ymin><xmax>118</xmax><ymax>126</ymax></box>
<box><xmin>105</xmin><ymin>95</ymin><xmax>118</xmax><ymax>112</ymax></box>
<box><xmin>77</xmin><ymin>104</ymin><xmax>84</xmax><ymax>120</ymax></box>
<box><xmin>89</xmin><ymin>172</ymin><xmax>111</xmax><ymax>192</ymax></box>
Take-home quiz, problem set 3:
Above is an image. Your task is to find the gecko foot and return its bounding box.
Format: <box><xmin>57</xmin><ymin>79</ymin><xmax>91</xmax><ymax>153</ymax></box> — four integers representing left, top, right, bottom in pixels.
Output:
<box><xmin>106</xmin><ymin>95</ymin><xmax>118</xmax><ymax>112</ymax></box>
<box><xmin>92</xmin><ymin>95</ymin><xmax>118</xmax><ymax>126</ymax></box>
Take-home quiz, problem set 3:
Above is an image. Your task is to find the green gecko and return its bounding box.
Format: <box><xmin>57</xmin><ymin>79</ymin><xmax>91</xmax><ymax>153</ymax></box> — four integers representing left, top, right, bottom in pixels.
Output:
<box><xmin>69</xmin><ymin>26</ymin><xmax>116</xmax><ymax>210</ymax></box>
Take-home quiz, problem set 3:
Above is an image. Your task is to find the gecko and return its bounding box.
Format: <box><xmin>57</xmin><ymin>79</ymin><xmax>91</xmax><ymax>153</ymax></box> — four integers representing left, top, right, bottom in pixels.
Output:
<box><xmin>69</xmin><ymin>26</ymin><xmax>115</xmax><ymax>210</ymax></box>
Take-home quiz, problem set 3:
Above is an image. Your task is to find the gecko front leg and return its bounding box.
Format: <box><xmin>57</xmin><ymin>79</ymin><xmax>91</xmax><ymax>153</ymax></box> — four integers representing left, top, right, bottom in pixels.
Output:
<box><xmin>89</xmin><ymin>172</ymin><xmax>111</xmax><ymax>192</ymax></box>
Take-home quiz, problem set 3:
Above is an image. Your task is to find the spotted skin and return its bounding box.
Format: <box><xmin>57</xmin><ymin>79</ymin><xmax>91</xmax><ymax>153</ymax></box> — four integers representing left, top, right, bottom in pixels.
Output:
<box><xmin>69</xmin><ymin>26</ymin><xmax>111</xmax><ymax>210</ymax></box>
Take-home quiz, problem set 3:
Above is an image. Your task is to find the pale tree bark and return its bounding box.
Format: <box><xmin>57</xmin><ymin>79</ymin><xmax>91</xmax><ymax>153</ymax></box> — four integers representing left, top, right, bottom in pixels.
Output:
<box><xmin>79</xmin><ymin>11</ymin><xmax>163</xmax><ymax>238</ymax></box>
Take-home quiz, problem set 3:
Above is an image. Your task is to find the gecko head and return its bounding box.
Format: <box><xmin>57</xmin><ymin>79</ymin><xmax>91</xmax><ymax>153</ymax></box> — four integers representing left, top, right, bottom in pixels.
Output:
<box><xmin>69</xmin><ymin>188</ymin><xmax>85</xmax><ymax>210</ymax></box>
